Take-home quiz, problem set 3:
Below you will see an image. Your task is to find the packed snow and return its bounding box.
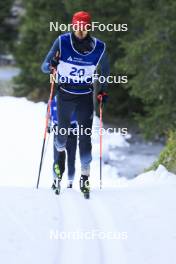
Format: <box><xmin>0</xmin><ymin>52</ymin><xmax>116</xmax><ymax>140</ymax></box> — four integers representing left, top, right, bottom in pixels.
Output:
<box><xmin>0</xmin><ymin>96</ymin><xmax>176</xmax><ymax>264</ymax></box>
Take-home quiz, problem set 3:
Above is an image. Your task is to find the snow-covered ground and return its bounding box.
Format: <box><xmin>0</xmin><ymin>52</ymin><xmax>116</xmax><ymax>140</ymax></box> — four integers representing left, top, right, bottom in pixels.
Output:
<box><xmin>0</xmin><ymin>67</ymin><xmax>20</xmax><ymax>81</ymax></box>
<box><xmin>0</xmin><ymin>96</ymin><xmax>176</xmax><ymax>264</ymax></box>
<box><xmin>0</xmin><ymin>67</ymin><xmax>20</xmax><ymax>96</ymax></box>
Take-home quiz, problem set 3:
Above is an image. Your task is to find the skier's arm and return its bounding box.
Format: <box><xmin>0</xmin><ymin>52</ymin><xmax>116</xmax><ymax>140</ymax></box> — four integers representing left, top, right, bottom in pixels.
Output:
<box><xmin>98</xmin><ymin>50</ymin><xmax>110</xmax><ymax>92</ymax></box>
<box><xmin>47</xmin><ymin>104</ymin><xmax>52</xmax><ymax>133</ymax></box>
<box><xmin>47</xmin><ymin>98</ymin><xmax>56</xmax><ymax>133</ymax></box>
<box><xmin>41</xmin><ymin>37</ymin><xmax>60</xmax><ymax>73</ymax></box>
<box><xmin>96</xmin><ymin>51</ymin><xmax>110</xmax><ymax>105</ymax></box>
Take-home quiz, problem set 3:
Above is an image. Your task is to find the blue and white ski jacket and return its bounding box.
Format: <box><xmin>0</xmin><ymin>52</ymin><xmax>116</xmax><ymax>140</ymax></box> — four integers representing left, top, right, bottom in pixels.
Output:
<box><xmin>41</xmin><ymin>33</ymin><xmax>110</xmax><ymax>94</ymax></box>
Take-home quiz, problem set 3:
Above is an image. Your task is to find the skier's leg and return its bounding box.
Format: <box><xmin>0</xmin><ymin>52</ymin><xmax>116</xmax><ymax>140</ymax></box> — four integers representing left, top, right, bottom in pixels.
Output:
<box><xmin>55</xmin><ymin>90</ymin><xmax>76</xmax><ymax>151</ymax></box>
<box><xmin>53</xmin><ymin>130</ymin><xmax>59</xmax><ymax>178</ymax></box>
<box><xmin>76</xmin><ymin>93</ymin><xmax>93</xmax><ymax>198</ymax></box>
<box><xmin>66</xmin><ymin>126</ymin><xmax>77</xmax><ymax>187</ymax></box>
<box><xmin>54</xmin><ymin>90</ymin><xmax>76</xmax><ymax>187</ymax></box>
<box><xmin>76</xmin><ymin>92</ymin><xmax>94</xmax><ymax>177</ymax></box>
<box><xmin>52</xmin><ymin>130</ymin><xmax>65</xmax><ymax>192</ymax></box>
<box><xmin>53</xmin><ymin>129</ymin><xmax>65</xmax><ymax>179</ymax></box>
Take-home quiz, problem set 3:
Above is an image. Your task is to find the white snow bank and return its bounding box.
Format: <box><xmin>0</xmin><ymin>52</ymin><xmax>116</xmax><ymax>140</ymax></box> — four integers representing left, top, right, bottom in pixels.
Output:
<box><xmin>130</xmin><ymin>164</ymin><xmax>176</xmax><ymax>186</ymax></box>
<box><xmin>93</xmin><ymin>115</ymin><xmax>130</xmax><ymax>149</ymax></box>
<box><xmin>0</xmin><ymin>67</ymin><xmax>20</xmax><ymax>81</ymax></box>
<box><xmin>0</xmin><ymin>97</ymin><xmax>48</xmax><ymax>187</ymax></box>
<box><xmin>92</xmin><ymin>115</ymin><xmax>130</xmax><ymax>166</ymax></box>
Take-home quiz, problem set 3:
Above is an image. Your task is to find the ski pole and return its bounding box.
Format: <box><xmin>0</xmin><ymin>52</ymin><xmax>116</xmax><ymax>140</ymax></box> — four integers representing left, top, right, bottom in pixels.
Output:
<box><xmin>99</xmin><ymin>95</ymin><xmax>103</xmax><ymax>189</ymax></box>
<box><xmin>36</xmin><ymin>70</ymin><xmax>56</xmax><ymax>189</ymax></box>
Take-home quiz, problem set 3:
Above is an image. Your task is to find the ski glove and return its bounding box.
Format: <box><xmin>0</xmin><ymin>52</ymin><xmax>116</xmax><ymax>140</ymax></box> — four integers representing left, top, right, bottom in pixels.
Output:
<box><xmin>50</xmin><ymin>57</ymin><xmax>59</xmax><ymax>73</ymax></box>
<box><xmin>97</xmin><ymin>91</ymin><xmax>108</xmax><ymax>105</ymax></box>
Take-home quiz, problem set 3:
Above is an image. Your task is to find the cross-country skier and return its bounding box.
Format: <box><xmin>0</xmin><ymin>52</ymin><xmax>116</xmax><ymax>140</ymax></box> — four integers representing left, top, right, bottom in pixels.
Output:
<box><xmin>49</xmin><ymin>95</ymin><xmax>77</xmax><ymax>193</ymax></box>
<box><xmin>41</xmin><ymin>11</ymin><xmax>110</xmax><ymax>198</ymax></box>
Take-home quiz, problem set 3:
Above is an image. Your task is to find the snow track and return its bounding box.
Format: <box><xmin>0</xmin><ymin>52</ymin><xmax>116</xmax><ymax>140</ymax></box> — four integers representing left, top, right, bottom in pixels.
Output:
<box><xmin>1</xmin><ymin>184</ymin><xmax>176</xmax><ymax>264</ymax></box>
<box><xmin>56</xmin><ymin>190</ymin><xmax>113</xmax><ymax>264</ymax></box>
<box><xmin>90</xmin><ymin>192</ymin><xmax>127</xmax><ymax>264</ymax></box>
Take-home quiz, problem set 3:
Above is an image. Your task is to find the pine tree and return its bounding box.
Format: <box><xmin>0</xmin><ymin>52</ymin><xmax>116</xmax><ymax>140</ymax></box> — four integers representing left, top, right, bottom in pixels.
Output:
<box><xmin>0</xmin><ymin>0</ymin><xmax>15</xmax><ymax>53</ymax></box>
<box><xmin>118</xmin><ymin>0</ymin><xmax>176</xmax><ymax>137</ymax></box>
<box><xmin>14</xmin><ymin>0</ymin><xmax>68</xmax><ymax>101</ymax></box>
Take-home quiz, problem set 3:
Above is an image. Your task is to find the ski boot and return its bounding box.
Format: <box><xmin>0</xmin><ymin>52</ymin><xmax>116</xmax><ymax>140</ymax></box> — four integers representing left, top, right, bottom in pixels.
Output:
<box><xmin>52</xmin><ymin>164</ymin><xmax>62</xmax><ymax>195</ymax></box>
<box><xmin>52</xmin><ymin>151</ymin><xmax>65</xmax><ymax>195</ymax></box>
<box><xmin>80</xmin><ymin>175</ymin><xmax>90</xmax><ymax>199</ymax></box>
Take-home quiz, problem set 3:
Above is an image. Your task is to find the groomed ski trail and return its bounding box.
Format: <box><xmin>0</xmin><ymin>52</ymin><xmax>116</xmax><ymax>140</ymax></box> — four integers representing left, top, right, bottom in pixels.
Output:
<box><xmin>54</xmin><ymin>189</ymin><xmax>127</xmax><ymax>264</ymax></box>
